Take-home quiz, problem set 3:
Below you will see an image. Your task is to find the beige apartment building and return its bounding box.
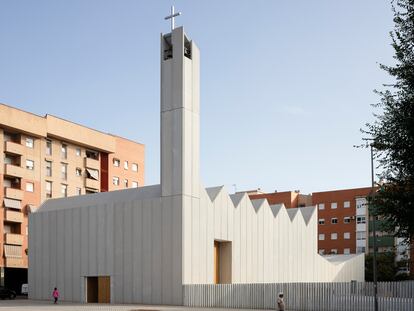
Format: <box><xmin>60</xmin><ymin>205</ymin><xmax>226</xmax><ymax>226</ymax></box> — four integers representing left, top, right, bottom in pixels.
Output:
<box><xmin>0</xmin><ymin>103</ymin><xmax>145</xmax><ymax>292</ymax></box>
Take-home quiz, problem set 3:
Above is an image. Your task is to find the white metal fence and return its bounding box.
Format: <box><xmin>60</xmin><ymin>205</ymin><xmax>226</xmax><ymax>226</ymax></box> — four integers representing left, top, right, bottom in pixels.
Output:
<box><xmin>183</xmin><ymin>282</ymin><xmax>414</xmax><ymax>311</ymax></box>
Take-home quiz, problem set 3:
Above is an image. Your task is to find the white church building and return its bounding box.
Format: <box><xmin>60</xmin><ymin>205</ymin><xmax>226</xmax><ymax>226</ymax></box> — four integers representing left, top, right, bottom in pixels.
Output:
<box><xmin>29</xmin><ymin>25</ymin><xmax>364</xmax><ymax>305</ymax></box>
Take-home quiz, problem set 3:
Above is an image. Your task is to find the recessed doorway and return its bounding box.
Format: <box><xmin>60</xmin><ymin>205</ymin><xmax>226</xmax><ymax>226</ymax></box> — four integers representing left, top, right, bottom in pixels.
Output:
<box><xmin>214</xmin><ymin>240</ymin><xmax>232</xmax><ymax>284</ymax></box>
<box><xmin>86</xmin><ymin>276</ymin><xmax>110</xmax><ymax>303</ymax></box>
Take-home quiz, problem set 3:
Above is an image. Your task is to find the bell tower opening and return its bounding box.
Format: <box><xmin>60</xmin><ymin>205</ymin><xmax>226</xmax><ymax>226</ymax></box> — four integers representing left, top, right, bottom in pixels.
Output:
<box><xmin>184</xmin><ymin>35</ymin><xmax>192</xmax><ymax>59</ymax></box>
<box><xmin>163</xmin><ymin>34</ymin><xmax>172</xmax><ymax>60</ymax></box>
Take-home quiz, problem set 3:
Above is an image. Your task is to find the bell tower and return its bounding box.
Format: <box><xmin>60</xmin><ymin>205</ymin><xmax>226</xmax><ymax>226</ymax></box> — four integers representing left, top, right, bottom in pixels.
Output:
<box><xmin>160</xmin><ymin>26</ymin><xmax>200</xmax><ymax>199</ymax></box>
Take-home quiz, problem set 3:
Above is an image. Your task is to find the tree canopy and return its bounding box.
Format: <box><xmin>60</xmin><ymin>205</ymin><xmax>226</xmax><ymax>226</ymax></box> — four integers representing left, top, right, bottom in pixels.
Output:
<box><xmin>365</xmin><ymin>252</ymin><xmax>398</xmax><ymax>281</ymax></box>
<box><xmin>363</xmin><ymin>0</ymin><xmax>414</xmax><ymax>241</ymax></box>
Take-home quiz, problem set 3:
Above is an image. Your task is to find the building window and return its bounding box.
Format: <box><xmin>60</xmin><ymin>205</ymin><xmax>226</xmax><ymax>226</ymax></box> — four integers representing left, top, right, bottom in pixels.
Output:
<box><xmin>331</xmin><ymin>202</ymin><xmax>337</xmax><ymax>209</ymax></box>
<box><xmin>61</xmin><ymin>144</ymin><xmax>67</xmax><ymax>159</ymax></box>
<box><xmin>330</xmin><ymin>249</ymin><xmax>338</xmax><ymax>254</ymax></box>
<box><xmin>357</xmin><ymin>216</ymin><xmax>366</xmax><ymax>224</ymax></box>
<box><xmin>124</xmin><ymin>179</ymin><xmax>128</xmax><ymax>188</ymax></box>
<box><xmin>61</xmin><ymin>163</ymin><xmax>68</xmax><ymax>180</ymax></box>
<box><xmin>344</xmin><ymin>201</ymin><xmax>350</xmax><ymax>208</ymax></box>
<box><xmin>344</xmin><ymin>232</ymin><xmax>351</xmax><ymax>240</ymax></box>
<box><xmin>357</xmin><ymin>247</ymin><xmax>366</xmax><ymax>254</ymax></box>
<box><xmin>318</xmin><ymin>203</ymin><xmax>325</xmax><ymax>210</ymax></box>
<box><xmin>46</xmin><ymin>181</ymin><xmax>52</xmax><ymax>198</ymax></box>
<box><xmin>318</xmin><ymin>234</ymin><xmax>325</xmax><ymax>241</ymax></box>
<box><xmin>4</xmin><ymin>156</ymin><xmax>12</xmax><ymax>165</ymax></box>
<box><xmin>76</xmin><ymin>168</ymin><xmax>82</xmax><ymax>176</ymax></box>
<box><xmin>86</xmin><ymin>168</ymin><xmax>99</xmax><ymax>180</ymax></box>
<box><xmin>26</xmin><ymin>159</ymin><xmax>34</xmax><ymax>170</ymax></box>
<box><xmin>344</xmin><ymin>216</ymin><xmax>351</xmax><ymax>224</ymax></box>
<box><xmin>61</xmin><ymin>184</ymin><xmax>67</xmax><ymax>197</ymax></box>
<box><xmin>113</xmin><ymin>158</ymin><xmax>120</xmax><ymax>167</ymax></box>
<box><xmin>356</xmin><ymin>232</ymin><xmax>366</xmax><ymax>240</ymax></box>
<box><xmin>132</xmin><ymin>163</ymin><xmax>138</xmax><ymax>172</ymax></box>
<box><xmin>124</xmin><ymin>161</ymin><xmax>128</xmax><ymax>170</ymax></box>
<box><xmin>356</xmin><ymin>198</ymin><xmax>367</xmax><ymax>210</ymax></box>
<box><xmin>46</xmin><ymin>160</ymin><xmax>52</xmax><ymax>177</ymax></box>
<box><xmin>86</xmin><ymin>150</ymin><xmax>99</xmax><ymax>160</ymax></box>
<box><xmin>318</xmin><ymin>219</ymin><xmax>325</xmax><ymax>225</ymax></box>
<box><xmin>3</xmin><ymin>224</ymin><xmax>11</xmax><ymax>233</ymax></box>
<box><xmin>46</xmin><ymin>139</ymin><xmax>52</xmax><ymax>155</ymax></box>
<box><xmin>3</xmin><ymin>179</ymin><xmax>12</xmax><ymax>188</ymax></box>
<box><xmin>4</xmin><ymin>132</ymin><xmax>12</xmax><ymax>142</ymax></box>
<box><xmin>318</xmin><ymin>249</ymin><xmax>325</xmax><ymax>255</ymax></box>
<box><xmin>331</xmin><ymin>218</ymin><xmax>338</xmax><ymax>224</ymax></box>
<box><xmin>26</xmin><ymin>182</ymin><xmax>34</xmax><ymax>192</ymax></box>
<box><xmin>113</xmin><ymin>176</ymin><xmax>119</xmax><ymax>186</ymax></box>
<box><xmin>132</xmin><ymin>181</ymin><xmax>138</xmax><ymax>188</ymax></box>
<box><xmin>26</xmin><ymin>137</ymin><xmax>34</xmax><ymax>148</ymax></box>
<box><xmin>76</xmin><ymin>187</ymin><xmax>82</xmax><ymax>195</ymax></box>
<box><xmin>331</xmin><ymin>233</ymin><xmax>338</xmax><ymax>240</ymax></box>
<box><xmin>344</xmin><ymin>248</ymin><xmax>351</xmax><ymax>255</ymax></box>
<box><xmin>76</xmin><ymin>148</ymin><xmax>81</xmax><ymax>156</ymax></box>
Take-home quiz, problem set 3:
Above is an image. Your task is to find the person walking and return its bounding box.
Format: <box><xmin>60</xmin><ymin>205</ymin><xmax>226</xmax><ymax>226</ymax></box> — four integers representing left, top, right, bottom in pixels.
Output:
<box><xmin>52</xmin><ymin>287</ymin><xmax>59</xmax><ymax>304</ymax></box>
<box><xmin>276</xmin><ymin>292</ymin><xmax>285</xmax><ymax>311</ymax></box>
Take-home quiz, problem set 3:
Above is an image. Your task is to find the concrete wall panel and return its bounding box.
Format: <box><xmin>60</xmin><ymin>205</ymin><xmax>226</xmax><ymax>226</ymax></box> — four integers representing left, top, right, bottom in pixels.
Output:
<box><xmin>132</xmin><ymin>199</ymin><xmax>143</xmax><ymax>302</ymax></box>
<box><xmin>181</xmin><ymin>185</ymin><xmax>364</xmax><ymax>285</ymax></box>
<box><xmin>30</xmin><ymin>195</ymin><xmax>184</xmax><ymax>305</ymax></box>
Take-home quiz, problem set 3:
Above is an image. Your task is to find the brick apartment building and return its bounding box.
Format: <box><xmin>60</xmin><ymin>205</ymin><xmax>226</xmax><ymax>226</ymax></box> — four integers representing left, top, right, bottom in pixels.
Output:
<box><xmin>248</xmin><ymin>187</ymin><xmax>410</xmax><ymax>273</ymax></box>
<box><xmin>312</xmin><ymin>187</ymin><xmax>373</xmax><ymax>255</ymax></box>
<box><xmin>0</xmin><ymin>103</ymin><xmax>145</xmax><ymax>292</ymax></box>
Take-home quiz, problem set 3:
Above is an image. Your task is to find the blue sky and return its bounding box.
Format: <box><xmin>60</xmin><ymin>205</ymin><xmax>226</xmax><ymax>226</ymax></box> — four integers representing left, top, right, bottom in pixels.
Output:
<box><xmin>0</xmin><ymin>1</ymin><xmax>394</xmax><ymax>194</ymax></box>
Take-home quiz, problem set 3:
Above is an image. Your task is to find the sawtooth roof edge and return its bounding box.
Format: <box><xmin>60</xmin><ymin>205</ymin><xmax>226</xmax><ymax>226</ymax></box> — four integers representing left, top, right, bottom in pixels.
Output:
<box><xmin>299</xmin><ymin>206</ymin><xmax>316</xmax><ymax>225</ymax></box>
<box><xmin>205</xmin><ymin>185</ymin><xmax>224</xmax><ymax>202</ymax></box>
<box><xmin>229</xmin><ymin>192</ymin><xmax>246</xmax><ymax>207</ymax></box>
<box><xmin>251</xmin><ymin>198</ymin><xmax>267</xmax><ymax>213</ymax></box>
<box><xmin>286</xmin><ymin>208</ymin><xmax>299</xmax><ymax>221</ymax></box>
<box><xmin>269</xmin><ymin>204</ymin><xmax>283</xmax><ymax>218</ymax></box>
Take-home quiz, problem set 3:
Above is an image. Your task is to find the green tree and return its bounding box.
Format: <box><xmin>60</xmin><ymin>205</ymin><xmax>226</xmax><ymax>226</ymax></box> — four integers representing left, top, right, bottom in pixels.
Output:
<box><xmin>363</xmin><ymin>0</ymin><xmax>414</xmax><ymax>241</ymax></box>
<box><xmin>365</xmin><ymin>252</ymin><xmax>398</xmax><ymax>281</ymax></box>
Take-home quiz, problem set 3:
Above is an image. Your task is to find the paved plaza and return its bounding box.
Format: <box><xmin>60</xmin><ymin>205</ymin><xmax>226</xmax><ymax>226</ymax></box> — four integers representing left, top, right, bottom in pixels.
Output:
<box><xmin>0</xmin><ymin>299</ymin><xmax>274</xmax><ymax>311</ymax></box>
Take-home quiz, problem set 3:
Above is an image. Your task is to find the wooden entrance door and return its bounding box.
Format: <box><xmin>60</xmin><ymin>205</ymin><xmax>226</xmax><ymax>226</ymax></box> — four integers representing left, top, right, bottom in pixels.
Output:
<box><xmin>98</xmin><ymin>276</ymin><xmax>110</xmax><ymax>303</ymax></box>
<box><xmin>214</xmin><ymin>240</ymin><xmax>232</xmax><ymax>284</ymax></box>
<box><xmin>86</xmin><ymin>276</ymin><xmax>110</xmax><ymax>303</ymax></box>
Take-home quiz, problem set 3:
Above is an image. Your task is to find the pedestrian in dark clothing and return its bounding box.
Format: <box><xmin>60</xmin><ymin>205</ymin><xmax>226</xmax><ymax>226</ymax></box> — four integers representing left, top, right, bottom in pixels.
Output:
<box><xmin>276</xmin><ymin>292</ymin><xmax>285</xmax><ymax>311</ymax></box>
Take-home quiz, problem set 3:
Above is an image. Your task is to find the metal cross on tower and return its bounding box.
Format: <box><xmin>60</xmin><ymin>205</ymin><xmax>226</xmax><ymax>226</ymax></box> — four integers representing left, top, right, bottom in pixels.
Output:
<box><xmin>164</xmin><ymin>6</ymin><xmax>181</xmax><ymax>31</ymax></box>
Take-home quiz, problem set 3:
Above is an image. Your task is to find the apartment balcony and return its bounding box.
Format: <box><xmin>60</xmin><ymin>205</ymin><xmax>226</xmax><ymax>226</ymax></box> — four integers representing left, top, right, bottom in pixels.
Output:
<box><xmin>4</xmin><ymin>257</ymin><xmax>24</xmax><ymax>268</ymax></box>
<box><xmin>4</xmin><ymin>210</ymin><xmax>24</xmax><ymax>223</ymax></box>
<box><xmin>4</xmin><ymin>141</ymin><xmax>24</xmax><ymax>156</ymax></box>
<box><xmin>85</xmin><ymin>178</ymin><xmax>100</xmax><ymax>190</ymax></box>
<box><xmin>4</xmin><ymin>233</ymin><xmax>24</xmax><ymax>245</ymax></box>
<box><xmin>3</xmin><ymin>244</ymin><xmax>23</xmax><ymax>266</ymax></box>
<box><xmin>4</xmin><ymin>164</ymin><xmax>24</xmax><ymax>179</ymax></box>
<box><xmin>4</xmin><ymin>187</ymin><xmax>23</xmax><ymax>201</ymax></box>
<box><xmin>85</xmin><ymin>157</ymin><xmax>100</xmax><ymax>170</ymax></box>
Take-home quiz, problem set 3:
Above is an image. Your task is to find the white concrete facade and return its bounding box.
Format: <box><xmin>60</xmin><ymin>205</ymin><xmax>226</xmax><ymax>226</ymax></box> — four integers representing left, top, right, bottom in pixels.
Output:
<box><xmin>29</xmin><ymin>27</ymin><xmax>364</xmax><ymax>305</ymax></box>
